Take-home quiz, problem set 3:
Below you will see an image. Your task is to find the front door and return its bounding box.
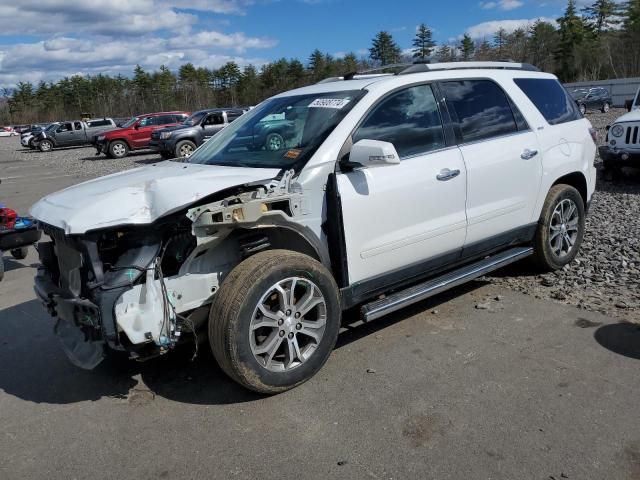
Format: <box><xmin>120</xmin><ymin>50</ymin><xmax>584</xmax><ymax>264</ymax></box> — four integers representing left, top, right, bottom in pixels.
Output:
<box><xmin>130</xmin><ymin>116</ymin><xmax>158</xmax><ymax>148</ymax></box>
<box><xmin>53</xmin><ymin>122</ymin><xmax>75</xmax><ymax>146</ymax></box>
<box><xmin>337</xmin><ymin>84</ymin><xmax>468</xmax><ymax>284</ymax></box>
<box><xmin>439</xmin><ymin>79</ymin><xmax>542</xmax><ymax>249</ymax></box>
<box><xmin>202</xmin><ymin>112</ymin><xmax>225</xmax><ymax>141</ymax></box>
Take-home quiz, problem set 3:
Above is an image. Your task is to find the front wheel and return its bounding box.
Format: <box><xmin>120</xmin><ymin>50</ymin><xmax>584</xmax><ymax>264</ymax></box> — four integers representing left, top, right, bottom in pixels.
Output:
<box><xmin>209</xmin><ymin>250</ymin><xmax>341</xmax><ymax>394</ymax></box>
<box><xmin>39</xmin><ymin>139</ymin><xmax>53</xmax><ymax>152</ymax></box>
<box><xmin>265</xmin><ymin>133</ymin><xmax>285</xmax><ymax>151</ymax></box>
<box><xmin>109</xmin><ymin>140</ymin><xmax>129</xmax><ymax>159</ymax></box>
<box><xmin>532</xmin><ymin>185</ymin><xmax>585</xmax><ymax>271</ymax></box>
<box><xmin>175</xmin><ymin>140</ymin><xmax>196</xmax><ymax>158</ymax></box>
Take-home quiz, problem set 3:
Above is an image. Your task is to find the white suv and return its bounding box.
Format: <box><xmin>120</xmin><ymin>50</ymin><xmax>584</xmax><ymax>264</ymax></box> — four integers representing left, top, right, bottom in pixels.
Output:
<box><xmin>30</xmin><ymin>62</ymin><xmax>597</xmax><ymax>393</ymax></box>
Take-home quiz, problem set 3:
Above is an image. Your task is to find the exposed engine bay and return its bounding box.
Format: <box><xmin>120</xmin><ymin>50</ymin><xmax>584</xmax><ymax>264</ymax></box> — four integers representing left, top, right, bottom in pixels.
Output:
<box><xmin>33</xmin><ymin>170</ymin><xmax>320</xmax><ymax>369</ymax></box>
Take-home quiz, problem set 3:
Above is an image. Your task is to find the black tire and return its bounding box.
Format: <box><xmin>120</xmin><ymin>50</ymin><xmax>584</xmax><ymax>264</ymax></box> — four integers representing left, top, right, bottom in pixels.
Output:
<box><xmin>10</xmin><ymin>247</ymin><xmax>28</xmax><ymax>260</ymax></box>
<box><xmin>38</xmin><ymin>139</ymin><xmax>53</xmax><ymax>152</ymax></box>
<box><xmin>28</xmin><ymin>138</ymin><xmax>36</xmax><ymax>149</ymax></box>
<box><xmin>0</xmin><ymin>256</ymin><xmax>4</xmax><ymax>282</ymax></box>
<box><xmin>532</xmin><ymin>184</ymin><xmax>585</xmax><ymax>271</ymax></box>
<box><xmin>265</xmin><ymin>132</ymin><xmax>285</xmax><ymax>151</ymax></box>
<box><xmin>602</xmin><ymin>102</ymin><xmax>610</xmax><ymax>113</ymax></box>
<box><xmin>175</xmin><ymin>140</ymin><xmax>197</xmax><ymax>158</ymax></box>
<box><xmin>209</xmin><ymin>250</ymin><xmax>341</xmax><ymax>394</ymax></box>
<box><xmin>579</xmin><ymin>103</ymin><xmax>586</xmax><ymax>115</ymax></box>
<box><xmin>108</xmin><ymin>140</ymin><xmax>129</xmax><ymax>159</ymax></box>
<box><xmin>160</xmin><ymin>151</ymin><xmax>173</xmax><ymax>160</ymax></box>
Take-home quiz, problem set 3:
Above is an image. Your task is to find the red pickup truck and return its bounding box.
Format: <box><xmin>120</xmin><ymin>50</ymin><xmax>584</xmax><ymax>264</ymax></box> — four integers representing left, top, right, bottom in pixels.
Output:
<box><xmin>94</xmin><ymin>111</ymin><xmax>190</xmax><ymax>158</ymax></box>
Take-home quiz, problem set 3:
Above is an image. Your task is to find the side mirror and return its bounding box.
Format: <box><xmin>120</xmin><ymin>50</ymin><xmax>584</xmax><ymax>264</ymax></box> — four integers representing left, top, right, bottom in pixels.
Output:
<box><xmin>348</xmin><ymin>139</ymin><xmax>400</xmax><ymax>167</ymax></box>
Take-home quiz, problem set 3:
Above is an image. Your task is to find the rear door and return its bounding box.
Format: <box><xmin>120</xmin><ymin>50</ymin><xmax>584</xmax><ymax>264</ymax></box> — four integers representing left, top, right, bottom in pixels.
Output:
<box><xmin>202</xmin><ymin>112</ymin><xmax>225</xmax><ymax>141</ymax></box>
<box><xmin>337</xmin><ymin>83</ymin><xmax>468</xmax><ymax>284</ymax></box>
<box><xmin>439</xmin><ymin>79</ymin><xmax>542</xmax><ymax>251</ymax></box>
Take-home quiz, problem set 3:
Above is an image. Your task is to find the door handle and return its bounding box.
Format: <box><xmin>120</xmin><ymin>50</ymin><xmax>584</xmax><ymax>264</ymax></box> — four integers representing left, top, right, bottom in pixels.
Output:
<box><xmin>521</xmin><ymin>149</ymin><xmax>538</xmax><ymax>160</ymax></box>
<box><xmin>436</xmin><ymin>168</ymin><xmax>461</xmax><ymax>181</ymax></box>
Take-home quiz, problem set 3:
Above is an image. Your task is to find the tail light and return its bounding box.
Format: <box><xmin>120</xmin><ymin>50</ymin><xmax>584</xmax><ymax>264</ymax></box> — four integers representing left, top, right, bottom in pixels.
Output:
<box><xmin>0</xmin><ymin>207</ymin><xmax>18</xmax><ymax>230</ymax></box>
<box><xmin>588</xmin><ymin>127</ymin><xmax>598</xmax><ymax>145</ymax></box>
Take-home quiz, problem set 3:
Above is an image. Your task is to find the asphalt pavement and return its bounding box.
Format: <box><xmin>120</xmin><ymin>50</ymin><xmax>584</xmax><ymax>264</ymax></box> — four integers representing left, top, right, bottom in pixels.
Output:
<box><xmin>1</xmin><ymin>138</ymin><xmax>639</xmax><ymax>480</ymax></box>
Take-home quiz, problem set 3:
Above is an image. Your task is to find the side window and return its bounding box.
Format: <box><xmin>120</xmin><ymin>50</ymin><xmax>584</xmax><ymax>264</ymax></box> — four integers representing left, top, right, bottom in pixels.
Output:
<box><xmin>175</xmin><ymin>114</ymin><xmax>188</xmax><ymax>123</ymax></box>
<box><xmin>352</xmin><ymin>84</ymin><xmax>445</xmax><ymax>159</ymax></box>
<box><xmin>514</xmin><ymin>78</ymin><xmax>582</xmax><ymax>125</ymax></box>
<box><xmin>204</xmin><ymin>113</ymin><xmax>225</xmax><ymax>126</ymax></box>
<box><xmin>226</xmin><ymin>111</ymin><xmax>243</xmax><ymax>123</ymax></box>
<box><xmin>155</xmin><ymin>115</ymin><xmax>174</xmax><ymax>125</ymax></box>
<box><xmin>138</xmin><ymin>117</ymin><xmax>154</xmax><ymax>127</ymax></box>
<box><xmin>440</xmin><ymin>80</ymin><xmax>519</xmax><ymax>143</ymax></box>
<box><xmin>58</xmin><ymin>123</ymin><xmax>72</xmax><ymax>132</ymax></box>
<box><xmin>74</xmin><ymin>121</ymin><xmax>83</xmax><ymax>130</ymax></box>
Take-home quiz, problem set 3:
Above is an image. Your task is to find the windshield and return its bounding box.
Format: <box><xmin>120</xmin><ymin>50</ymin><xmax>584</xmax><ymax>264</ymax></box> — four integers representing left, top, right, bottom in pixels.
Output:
<box><xmin>45</xmin><ymin>123</ymin><xmax>58</xmax><ymax>132</ymax></box>
<box><xmin>120</xmin><ymin>117</ymin><xmax>139</xmax><ymax>128</ymax></box>
<box><xmin>187</xmin><ymin>90</ymin><xmax>363</xmax><ymax>169</ymax></box>
<box><xmin>183</xmin><ymin>111</ymin><xmax>207</xmax><ymax>126</ymax></box>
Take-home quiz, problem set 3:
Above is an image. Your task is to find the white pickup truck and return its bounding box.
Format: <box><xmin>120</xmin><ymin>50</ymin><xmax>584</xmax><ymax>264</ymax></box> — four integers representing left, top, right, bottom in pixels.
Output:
<box><xmin>600</xmin><ymin>86</ymin><xmax>640</xmax><ymax>172</ymax></box>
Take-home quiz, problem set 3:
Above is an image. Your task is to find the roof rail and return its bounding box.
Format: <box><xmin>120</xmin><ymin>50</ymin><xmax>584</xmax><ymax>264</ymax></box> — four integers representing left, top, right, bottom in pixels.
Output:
<box><xmin>399</xmin><ymin>61</ymin><xmax>540</xmax><ymax>74</ymax></box>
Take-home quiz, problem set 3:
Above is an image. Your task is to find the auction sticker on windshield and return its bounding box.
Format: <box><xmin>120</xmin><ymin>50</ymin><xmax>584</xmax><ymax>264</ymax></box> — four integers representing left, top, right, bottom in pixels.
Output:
<box><xmin>308</xmin><ymin>98</ymin><xmax>351</xmax><ymax>109</ymax></box>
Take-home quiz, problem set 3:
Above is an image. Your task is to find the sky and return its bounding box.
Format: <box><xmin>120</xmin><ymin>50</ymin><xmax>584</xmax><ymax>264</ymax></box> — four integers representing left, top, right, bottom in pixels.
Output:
<box><xmin>0</xmin><ymin>0</ymin><xmax>590</xmax><ymax>89</ymax></box>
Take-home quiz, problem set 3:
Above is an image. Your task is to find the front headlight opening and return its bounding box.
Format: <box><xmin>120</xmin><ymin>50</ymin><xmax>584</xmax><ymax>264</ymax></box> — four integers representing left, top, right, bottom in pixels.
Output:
<box><xmin>611</xmin><ymin>125</ymin><xmax>624</xmax><ymax>138</ymax></box>
<box><xmin>160</xmin><ymin>132</ymin><xmax>172</xmax><ymax>140</ymax></box>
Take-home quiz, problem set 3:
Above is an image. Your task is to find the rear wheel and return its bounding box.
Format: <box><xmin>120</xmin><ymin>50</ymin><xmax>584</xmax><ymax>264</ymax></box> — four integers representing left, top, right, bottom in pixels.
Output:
<box><xmin>209</xmin><ymin>250</ymin><xmax>341</xmax><ymax>394</ymax></box>
<box><xmin>175</xmin><ymin>140</ymin><xmax>196</xmax><ymax>158</ymax></box>
<box><xmin>109</xmin><ymin>140</ymin><xmax>129</xmax><ymax>159</ymax></box>
<box><xmin>10</xmin><ymin>247</ymin><xmax>28</xmax><ymax>260</ymax></box>
<box><xmin>532</xmin><ymin>185</ymin><xmax>585</xmax><ymax>271</ymax></box>
<box><xmin>39</xmin><ymin>139</ymin><xmax>53</xmax><ymax>152</ymax></box>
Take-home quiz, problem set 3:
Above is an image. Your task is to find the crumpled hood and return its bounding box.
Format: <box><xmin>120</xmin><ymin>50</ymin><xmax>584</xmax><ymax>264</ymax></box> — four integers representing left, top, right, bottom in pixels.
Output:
<box><xmin>613</xmin><ymin>110</ymin><xmax>640</xmax><ymax>123</ymax></box>
<box><xmin>30</xmin><ymin>161</ymin><xmax>280</xmax><ymax>234</ymax></box>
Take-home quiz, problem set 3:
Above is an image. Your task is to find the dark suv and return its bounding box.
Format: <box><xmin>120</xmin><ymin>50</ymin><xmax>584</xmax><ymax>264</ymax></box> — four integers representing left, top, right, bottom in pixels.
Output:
<box><xmin>149</xmin><ymin>108</ymin><xmax>246</xmax><ymax>158</ymax></box>
<box><xmin>571</xmin><ymin>87</ymin><xmax>612</xmax><ymax>114</ymax></box>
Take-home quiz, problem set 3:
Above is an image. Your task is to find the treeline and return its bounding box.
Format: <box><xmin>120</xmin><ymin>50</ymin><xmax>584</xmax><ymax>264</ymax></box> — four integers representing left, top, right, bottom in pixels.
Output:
<box><xmin>2</xmin><ymin>0</ymin><xmax>639</xmax><ymax>124</ymax></box>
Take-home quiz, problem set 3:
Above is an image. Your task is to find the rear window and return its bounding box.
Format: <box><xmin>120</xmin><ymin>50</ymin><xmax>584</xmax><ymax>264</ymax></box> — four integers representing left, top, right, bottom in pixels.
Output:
<box><xmin>88</xmin><ymin>119</ymin><xmax>111</xmax><ymax>127</ymax></box>
<box><xmin>514</xmin><ymin>78</ymin><xmax>582</xmax><ymax>125</ymax></box>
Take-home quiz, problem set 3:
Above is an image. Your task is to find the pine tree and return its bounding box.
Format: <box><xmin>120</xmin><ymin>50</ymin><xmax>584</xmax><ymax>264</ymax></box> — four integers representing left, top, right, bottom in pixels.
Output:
<box><xmin>459</xmin><ymin>34</ymin><xmax>475</xmax><ymax>60</ymax></box>
<box><xmin>494</xmin><ymin>28</ymin><xmax>508</xmax><ymax>58</ymax></box>
<box><xmin>582</xmin><ymin>0</ymin><xmax>621</xmax><ymax>33</ymax></box>
<box><xmin>412</xmin><ymin>24</ymin><xmax>436</xmax><ymax>60</ymax></box>
<box><xmin>369</xmin><ymin>31</ymin><xmax>401</xmax><ymax>66</ymax></box>
<box><xmin>556</xmin><ymin>0</ymin><xmax>587</xmax><ymax>81</ymax></box>
<box><xmin>475</xmin><ymin>39</ymin><xmax>494</xmax><ymax>60</ymax></box>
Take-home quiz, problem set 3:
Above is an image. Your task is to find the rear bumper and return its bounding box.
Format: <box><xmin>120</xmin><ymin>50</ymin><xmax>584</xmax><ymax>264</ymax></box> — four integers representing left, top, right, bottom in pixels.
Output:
<box><xmin>599</xmin><ymin>146</ymin><xmax>640</xmax><ymax>164</ymax></box>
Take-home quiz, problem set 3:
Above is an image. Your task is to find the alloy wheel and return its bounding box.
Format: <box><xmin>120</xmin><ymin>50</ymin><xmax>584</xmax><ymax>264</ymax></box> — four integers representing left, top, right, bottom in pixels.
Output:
<box><xmin>249</xmin><ymin>277</ymin><xmax>327</xmax><ymax>372</ymax></box>
<box><xmin>549</xmin><ymin>198</ymin><xmax>580</xmax><ymax>258</ymax></box>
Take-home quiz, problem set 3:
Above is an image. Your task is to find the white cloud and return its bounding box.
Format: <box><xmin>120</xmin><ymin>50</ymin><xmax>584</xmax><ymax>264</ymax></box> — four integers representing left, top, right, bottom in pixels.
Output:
<box><xmin>465</xmin><ymin>17</ymin><xmax>557</xmax><ymax>39</ymax></box>
<box><xmin>479</xmin><ymin>0</ymin><xmax>524</xmax><ymax>11</ymax></box>
<box><xmin>0</xmin><ymin>0</ymin><xmax>277</xmax><ymax>88</ymax></box>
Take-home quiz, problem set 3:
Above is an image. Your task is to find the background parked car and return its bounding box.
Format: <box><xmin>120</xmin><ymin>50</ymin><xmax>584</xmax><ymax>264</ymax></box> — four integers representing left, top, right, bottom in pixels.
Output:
<box><xmin>149</xmin><ymin>108</ymin><xmax>246</xmax><ymax>158</ymax></box>
<box><xmin>33</xmin><ymin>119</ymin><xmax>116</xmax><ymax>152</ymax></box>
<box><xmin>571</xmin><ymin>87</ymin><xmax>612</xmax><ymax>114</ymax></box>
<box><xmin>21</xmin><ymin>124</ymin><xmax>51</xmax><ymax>148</ymax></box>
<box><xmin>0</xmin><ymin>127</ymin><xmax>19</xmax><ymax>137</ymax></box>
<box><xmin>94</xmin><ymin>111</ymin><xmax>190</xmax><ymax>159</ymax></box>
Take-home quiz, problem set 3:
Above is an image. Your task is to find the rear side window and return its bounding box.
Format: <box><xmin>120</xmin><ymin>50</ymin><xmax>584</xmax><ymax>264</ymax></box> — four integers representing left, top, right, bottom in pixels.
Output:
<box><xmin>226</xmin><ymin>111</ymin><xmax>243</xmax><ymax>123</ymax></box>
<box><xmin>440</xmin><ymin>80</ymin><xmax>519</xmax><ymax>143</ymax></box>
<box><xmin>514</xmin><ymin>78</ymin><xmax>581</xmax><ymax>125</ymax></box>
<box><xmin>88</xmin><ymin>119</ymin><xmax>111</xmax><ymax>127</ymax></box>
<box><xmin>353</xmin><ymin>84</ymin><xmax>445</xmax><ymax>159</ymax></box>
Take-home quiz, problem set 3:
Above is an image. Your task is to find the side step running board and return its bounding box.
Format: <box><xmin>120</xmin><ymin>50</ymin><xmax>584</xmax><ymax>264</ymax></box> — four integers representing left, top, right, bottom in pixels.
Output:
<box><xmin>360</xmin><ymin>246</ymin><xmax>533</xmax><ymax>322</ymax></box>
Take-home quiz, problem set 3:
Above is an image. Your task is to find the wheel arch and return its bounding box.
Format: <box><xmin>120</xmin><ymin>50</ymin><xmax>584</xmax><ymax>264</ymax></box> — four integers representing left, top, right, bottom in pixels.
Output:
<box><xmin>108</xmin><ymin>137</ymin><xmax>131</xmax><ymax>149</ymax></box>
<box><xmin>552</xmin><ymin>171</ymin><xmax>588</xmax><ymax>208</ymax></box>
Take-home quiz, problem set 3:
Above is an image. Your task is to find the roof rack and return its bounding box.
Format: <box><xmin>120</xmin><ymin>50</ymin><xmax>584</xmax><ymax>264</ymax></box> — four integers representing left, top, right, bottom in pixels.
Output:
<box><xmin>317</xmin><ymin>60</ymin><xmax>540</xmax><ymax>84</ymax></box>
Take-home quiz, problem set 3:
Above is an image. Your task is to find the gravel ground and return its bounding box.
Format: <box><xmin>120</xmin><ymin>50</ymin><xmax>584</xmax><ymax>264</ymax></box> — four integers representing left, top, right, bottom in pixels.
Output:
<box><xmin>2</xmin><ymin>110</ymin><xmax>639</xmax><ymax>321</ymax></box>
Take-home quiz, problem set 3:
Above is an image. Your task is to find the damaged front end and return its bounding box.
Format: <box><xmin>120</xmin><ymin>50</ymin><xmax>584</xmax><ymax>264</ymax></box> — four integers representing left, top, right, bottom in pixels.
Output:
<box><xmin>35</xmin><ymin>170</ymin><xmax>318</xmax><ymax>369</ymax></box>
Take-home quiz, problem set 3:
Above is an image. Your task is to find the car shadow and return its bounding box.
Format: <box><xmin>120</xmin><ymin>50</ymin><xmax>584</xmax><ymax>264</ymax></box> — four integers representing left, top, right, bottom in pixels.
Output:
<box><xmin>79</xmin><ymin>151</ymin><xmax>158</xmax><ymax>162</ymax></box>
<box><xmin>594</xmin><ymin>321</ymin><xmax>640</xmax><ymax>361</ymax></box>
<box><xmin>0</xmin><ymin>281</ymin><xmax>486</xmax><ymax>406</ymax></box>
